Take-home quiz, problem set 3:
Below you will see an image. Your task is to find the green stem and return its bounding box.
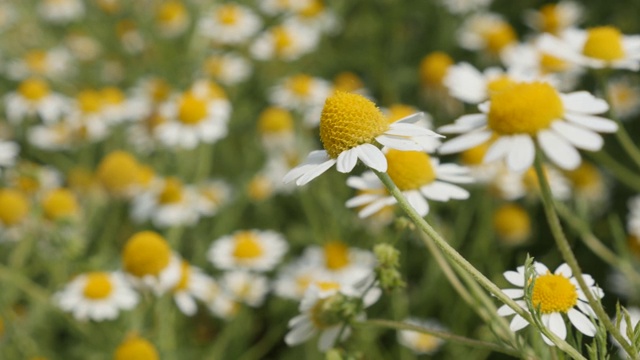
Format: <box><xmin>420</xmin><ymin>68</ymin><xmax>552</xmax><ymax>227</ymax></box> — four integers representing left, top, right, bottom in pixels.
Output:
<box><xmin>533</xmin><ymin>152</ymin><xmax>637</xmax><ymax>358</ymax></box>
<box><xmin>612</xmin><ymin>119</ymin><xmax>640</xmax><ymax>171</ymax></box>
<box><xmin>360</xmin><ymin>319</ymin><xmax>521</xmax><ymax>357</ymax></box>
<box><xmin>588</xmin><ymin>151</ymin><xmax>640</xmax><ymax>192</ymax></box>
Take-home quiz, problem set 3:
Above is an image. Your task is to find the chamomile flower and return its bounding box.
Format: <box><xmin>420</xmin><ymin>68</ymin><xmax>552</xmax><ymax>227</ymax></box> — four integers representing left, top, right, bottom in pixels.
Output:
<box><xmin>302</xmin><ymin>241</ymin><xmax>376</xmax><ymax>279</ymax></box>
<box><xmin>199</xmin><ymin>4</ymin><xmax>261</xmax><ymax>45</ymax></box>
<box><xmin>523</xmin><ymin>1</ymin><xmax>583</xmax><ymax>35</ymax></box>
<box><xmin>121</xmin><ymin>231</ymin><xmax>182</xmax><ymax>295</ymax></box>
<box><xmin>420</xmin><ymin>51</ymin><xmax>454</xmax><ymax>91</ymax></box>
<box><xmin>493</xmin><ymin>203</ymin><xmax>531</xmax><ymax>245</ymax></box>
<box><xmin>155</xmin><ymin>82</ymin><xmax>230</xmax><ymax>149</ymax></box>
<box><xmin>65</xmin><ymin>33</ymin><xmax>102</xmax><ymax>62</ymax></box>
<box><xmin>4</xmin><ymin>78</ymin><xmax>68</xmax><ymax>124</ymax></box>
<box><xmin>607</xmin><ymin>78</ymin><xmax>640</xmax><ymax>120</ymax></box>
<box><xmin>332</xmin><ymin>72</ymin><xmax>368</xmax><ymax>96</ymax></box>
<box><xmin>0</xmin><ymin>188</ymin><xmax>30</xmax><ymax>241</ymax></box>
<box><xmin>385</xmin><ymin>105</ymin><xmax>441</xmax><ymax>153</ymax></box>
<box><xmin>498</xmin><ymin>262</ymin><xmax>603</xmax><ymax>345</ymax></box>
<box><xmin>171</xmin><ymin>262</ymin><xmax>216</xmax><ymax>316</ymax></box>
<box><xmin>114</xmin><ymin>336</ymin><xmax>159</xmax><ymax>360</ymax></box>
<box><xmin>457</xmin><ymin>13</ymin><xmax>518</xmax><ymax>56</ymax></box>
<box><xmin>202</xmin><ymin>53</ymin><xmax>252</xmax><ymax>86</ymax></box>
<box><xmin>492</xmin><ymin>164</ymin><xmax>571</xmax><ymax>201</ymax></box>
<box><xmin>38</xmin><ymin>0</ymin><xmax>85</xmax><ymax>24</ymax></box>
<box><xmin>289</xmin><ymin>0</ymin><xmax>339</xmax><ymax>35</ymax></box>
<box><xmin>284</xmin><ymin>91</ymin><xmax>442</xmax><ymax>186</ymax></box>
<box><xmin>260</xmin><ymin>0</ymin><xmax>312</xmax><ymax>15</ymax></box>
<box><xmin>257</xmin><ymin>107</ymin><xmax>296</xmax><ymax>153</ymax></box>
<box><xmin>247</xmin><ymin>154</ymin><xmax>298</xmax><ymax>200</ymax></box>
<box><xmin>41</xmin><ymin>188</ymin><xmax>79</xmax><ymax>222</ymax></box>
<box><xmin>220</xmin><ymin>270</ymin><xmax>270</xmax><ymax>307</ymax></box>
<box><xmin>156</xmin><ymin>0</ymin><xmax>190</xmax><ymax>38</ymax></box>
<box><xmin>347</xmin><ymin>150</ymin><xmax>472</xmax><ymax>218</ymax></box>
<box><xmin>397</xmin><ymin>318</ymin><xmax>447</xmax><ymax>355</ymax></box>
<box><xmin>195</xmin><ymin>180</ymin><xmax>233</xmax><ymax>217</ymax></box>
<box><xmin>0</xmin><ymin>2</ymin><xmax>16</xmax><ymax>32</ymax></box>
<box><xmin>7</xmin><ymin>163</ymin><xmax>62</xmax><ymax>197</ymax></box>
<box><xmin>458</xmin><ymin>141</ymin><xmax>501</xmax><ymax>183</ymax></box>
<box><xmin>208</xmin><ymin>230</ymin><xmax>288</xmax><ymax>272</ymax></box>
<box><xmin>250</xmin><ymin>22</ymin><xmax>320</xmax><ymax>61</ymax></box>
<box><xmin>96</xmin><ymin>151</ymin><xmax>145</xmax><ymax>197</ymax></box>
<box><xmin>116</xmin><ymin>20</ymin><xmax>145</xmax><ymax>55</ymax></box>
<box><xmin>438</xmin><ymin>81</ymin><xmax>618</xmax><ymax>172</ymax></box>
<box><xmin>6</xmin><ymin>48</ymin><xmax>72</xmax><ymax>80</ymax></box>
<box><xmin>274</xmin><ymin>260</ymin><xmax>333</xmax><ymax>300</ymax></box>
<box><xmin>131</xmin><ymin>177</ymin><xmax>200</xmax><ymax>228</ymax></box>
<box><xmin>269</xmin><ymin>74</ymin><xmax>332</xmax><ymax>113</ymax></box>
<box><xmin>55</xmin><ymin>272</ymin><xmax>138</xmax><ymax>321</ymax></box>
<box><xmin>539</xmin><ymin>26</ymin><xmax>640</xmax><ymax>70</ymax></box>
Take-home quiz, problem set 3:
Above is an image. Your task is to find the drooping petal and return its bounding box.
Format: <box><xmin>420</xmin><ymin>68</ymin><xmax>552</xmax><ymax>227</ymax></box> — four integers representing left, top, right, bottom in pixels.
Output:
<box><xmin>502</xmin><ymin>289</ymin><xmax>525</xmax><ymax>298</ymax></box>
<box><xmin>283</xmin><ymin>150</ymin><xmax>331</xmax><ymax>184</ymax></box>
<box><xmin>438</xmin><ymin>114</ymin><xmax>487</xmax><ymax>133</ymax></box>
<box><xmin>405</xmin><ymin>190</ymin><xmax>429</xmax><ymax>217</ymax></box>
<box><xmin>510</xmin><ymin>315</ymin><xmax>529</xmax><ymax>332</ymax></box>
<box><xmin>483</xmin><ymin>136</ymin><xmax>513</xmax><ymax>163</ymax></box>
<box><xmin>355</xmin><ymin>144</ymin><xmax>387</xmax><ymax>172</ymax></box>
<box><xmin>506</xmin><ymin>135</ymin><xmax>535</xmax><ymax>173</ymax></box>
<box><xmin>503</xmin><ymin>270</ymin><xmax>525</xmax><ymax>287</ymax></box>
<box><xmin>318</xmin><ymin>326</ymin><xmax>342</xmax><ymax>351</ymax></box>
<box><xmin>547</xmin><ymin>312</ymin><xmax>567</xmax><ymax>341</ymax></box>
<box><xmin>568</xmin><ymin>309</ymin><xmax>597</xmax><ymax>336</ymax></box>
<box><xmin>551</xmin><ymin>121</ymin><xmax>603</xmax><ymax>151</ymax></box>
<box><xmin>497</xmin><ymin>304</ymin><xmax>516</xmax><ymax>316</ymax></box>
<box><xmin>296</xmin><ymin>159</ymin><xmax>337</xmax><ymax>186</ymax></box>
<box><xmin>537</xmin><ymin>130</ymin><xmax>581</xmax><ymax>170</ymax></box>
<box><xmin>420</xmin><ymin>181</ymin><xmax>469</xmax><ymax>201</ymax></box>
<box><xmin>359</xmin><ymin>197</ymin><xmax>396</xmax><ymax>218</ymax></box>
<box><xmin>345</xmin><ymin>193</ymin><xmax>380</xmax><ymax>208</ymax></box>
<box><xmin>561</xmin><ymin>92</ymin><xmax>610</xmax><ymax>115</ymax></box>
<box><xmin>336</xmin><ymin>148</ymin><xmax>359</xmax><ymax>173</ymax></box>
<box><xmin>376</xmin><ymin>134</ymin><xmax>425</xmax><ymax>151</ymax></box>
<box><xmin>438</xmin><ymin>130</ymin><xmax>492</xmax><ymax>155</ymax></box>
<box><xmin>564</xmin><ymin>113</ymin><xmax>618</xmax><ymax>133</ymax></box>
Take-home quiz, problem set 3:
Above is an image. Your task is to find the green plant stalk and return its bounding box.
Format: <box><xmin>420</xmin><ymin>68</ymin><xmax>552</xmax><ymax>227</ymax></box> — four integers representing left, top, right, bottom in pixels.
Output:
<box><xmin>588</xmin><ymin>151</ymin><xmax>640</xmax><ymax>192</ymax></box>
<box><xmin>374</xmin><ymin>170</ymin><xmax>582</xmax><ymax>357</ymax></box>
<box><xmin>533</xmin><ymin>152</ymin><xmax>637</xmax><ymax>358</ymax></box>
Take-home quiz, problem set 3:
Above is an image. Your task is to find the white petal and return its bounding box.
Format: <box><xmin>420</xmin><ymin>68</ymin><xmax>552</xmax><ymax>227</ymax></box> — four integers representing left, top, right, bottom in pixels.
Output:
<box><xmin>359</xmin><ymin>197</ymin><xmax>396</xmax><ymax>218</ymax></box>
<box><xmin>406</xmin><ymin>191</ymin><xmax>429</xmax><ymax>217</ymax></box>
<box><xmin>283</xmin><ymin>151</ymin><xmax>330</xmax><ymax>183</ymax></box>
<box><xmin>375</xmin><ymin>135</ymin><xmax>424</xmax><ymax>151</ymax></box>
<box><xmin>506</xmin><ymin>135</ymin><xmax>535</xmax><ymax>173</ymax></box>
<box><xmin>502</xmin><ymin>289</ymin><xmax>525</xmax><ymax>298</ymax></box>
<box><xmin>318</xmin><ymin>327</ymin><xmax>341</xmax><ymax>351</ymax></box>
<box><xmin>497</xmin><ymin>304</ymin><xmax>516</xmax><ymax>316</ymax></box>
<box><xmin>547</xmin><ymin>312</ymin><xmax>567</xmax><ymax>341</ymax></box>
<box><xmin>568</xmin><ymin>309</ymin><xmax>596</xmax><ymax>336</ymax></box>
<box><xmin>386</xmin><ymin>122</ymin><xmax>442</xmax><ymax>138</ymax></box>
<box><xmin>554</xmin><ymin>263</ymin><xmax>572</xmax><ymax>277</ymax></box>
<box><xmin>537</xmin><ymin>130</ymin><xmax>581</xmax><ymax>170</ymax></box>
<box><xmin>438</xmin><ymin>130</ymin><xmax>492</xmax><ymax>155</ymax></box>
<box><xmin>296</xmin><ymin>159</ymin><xmax>337</xmax><ymax>186</ymax></box>
<box><xmin>483</xmin><ymin>136</ymin><xmax>513</xmax><ymax>163</ymax></box>
<box><xmin>504</xmin><ymin>271</ymin><xmax>525</xmax><ymax>287</ymax></box>
<box><xmin>355</xmin><ymin>144</ymin><xmax>387</xmax><ymax>172</ymax></box>
<box><xmin>576</xmin><ymin>301</ymin><xmax>597</xmax><ymax>318</ymax></box>
<box><xmin>561</xmin><ymin>92</ymin><xmax>609</xmax><ymax>115</ymax></box>
<box><xmin>420</xmin><ymin>181</ymin><xmax>469</xmax><ymax>201</ymax></box>
<box><xmin>345</xmin><ymin>194</ymin><xmax>379</xmax><ymax>208</ymax></box>
<box><xmin>564</xmin><ymin>113</ymin><xmax>618</xmax><ymax>133</ymax></box>
<box><xmin>336</xmin><ymin>148</ymin><xmax>358</xmax><ymax>173</ymax></box>
<box><xmin>285</xmin><ymin>323</ymin><xmax>316</xmax><ymax>346</ymax></box>
<box><xmin>510</xmin><ymin>315</ymin><xmax>529</xmax><ymax>332</ymax></box>
<box><xmin>551</xmin><ymin>121</ymin><xmax>603</xmax><ymax>151</ymax></box>
<box><xmin>438</xmin><ymin>114</ymin><xmax>487</xmax><ymax>133</ymax></box>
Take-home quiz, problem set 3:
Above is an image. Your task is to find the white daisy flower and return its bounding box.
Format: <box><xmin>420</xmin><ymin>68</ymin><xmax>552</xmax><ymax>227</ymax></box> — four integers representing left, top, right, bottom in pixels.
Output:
<box><xmin>203</xmin><ymin>53</ymin><xmax>252</xmax><ymax>86</ymax></box>
<box><xmin>383</xmin><ymin>105</ymin><xmax>442</xmax><ymax>153</ymax></box>
<box><xmin>155</xmin><ymin>81</ymin><xmax>230</xmax><ymax>150</ymax></box>
<box><xmin>121</xmin><ymin>231</ymin><xmax>182</xmax><ymax>295</ymax></box>
<box><xmin>257</xmin><ymin>107</ymin><xmax>296</xmax><ymax>154</ymax></box>
<box><xmin>195</xmin><ymin>179</ymin><xmax>233</xmax><ymax>217</ymax></box>
<box><xmin>171</xmin><ymin>262</ymin><xmax>217</xmax><ymax>316</ymax></box>
<box><xmin>208</xmin><ymin>230</ymin><xmax>289</xmax><ymax>272</ymax></box>
<box><xmin>65</xmin><ymin>33</ymin><xmax>102</xmax><ymax>62</ymax></box>
<box><xmin>38</xmin><ymin>0</ymin><xmax>85</xmax><ymax>24</ymax></box>
<box><xmin>130</xmin><ymin>177</ymin><xmax>201</xmax><ymax>228</ymax></box>
<box><xmin>607</xmin><ymin>78</ymin><xmax>640</xmax><ymax>120</ymax></box>
<box><xmin>199</xmin><ymin>4</ymin><xmax>262</xmax><ymax>45</ymax></box>
<box><xmin>116</xmin><ymin>20</ymin><xmax>145</xmax><ymax>55</ymax></box>
<box><xmin>6</xmin><ymin>48</ymin><xmax>72</xmax><ymax>80</ymax></box>
<box><xmin>55</xmin><ymin>272</ymin><xmax>138</xmax><ymax>321</ymax></box>
<box><xmin>269</xmin><ymin>74</ymin><xmax>332</xmax><ymax>113</ymax></box>
<box><xmin>439</xmin><ymin>0</ymin><xmax>492</xmax><ymax>15</ymax></box>
<box><xmin>274</xmin><ymin>260</ymin><xmax>333</xmax><ymax>300</ymax></box>
<box><xmin>220</xmin><ymin>270</ymin><xmax>269</xmax><ymax>307</ymax></box>
<box><xmin>207</xmin><ymin>291</ymin><xmax>240</xmax><ymax>320</ymax></box>
<box><xmin>491</xmin><ymin>164</ymin><xmax>571</xmax><ymax>201</ymax></box>
<box><xmin>155</xmin><ymin>0</ymin><xmax>190</xmax><ymax>38</ymax></box>
<box><xmin>248</xmin><ymin>153</ymin><xmax>299</xmax><ymax>201</ymax></box>
<box><xmin>397</xmin><ymin>318</ymin><xmax>447</xmax><ymax>355</ymax></box>
<box><xmin>347</xmin><ymin>150</ymin><xmax>472</xmax><ymax>218</ymax></box>
<box><xmin>284</xmin><ymin>91</ymin><xmax>442</xmax><ymax>186</ymax></box>
<box><xmin>438</xmin><ymin>81</ymin><xmax>618</xmax><ymax>172</ymax></box>
<box><xmin>538</xmin><ymin>26</ymin><xmax>640</xmax><ymax>71</ymax></box>
<box><xmin>288</xmin><ymin>0</ymin><xmax>340</xmax><ymax>35</ymax></box>
<box><xmin>4</xmin><ymin>78</ymin><xmax>68</xmax><ymax>124</ymax></box>
<box><xmin>0</xmin><ymin>188</ymin><xmax>30</xmax><ymax>242</ymax></box>
<box><xmin>498</xmin><ymin>262</ymin><xmax>603</xmax><ymax>346</ymax></box>
<box><xmin>523</xmin><ymin>1</ymin><xmax>583</xmax><ymax>35</ymax></box>
<box><xmin>250</xmin><ymin>21</ymin><xmax>320</xmax><ymax>62</ymax></box>
<box><xmin>627</xmin><ymin>195</ymin><xmax>640</xmax><ymax>238</ymax></box>
<box><xmin>457</xmin><ymin>13</ymin><xmax>518</xmax><ymax>56</ymax></box>
<box><xmin>301</xmin><ymin>241</ymin><xmax>376</xmax><ymax>279</ymax></box>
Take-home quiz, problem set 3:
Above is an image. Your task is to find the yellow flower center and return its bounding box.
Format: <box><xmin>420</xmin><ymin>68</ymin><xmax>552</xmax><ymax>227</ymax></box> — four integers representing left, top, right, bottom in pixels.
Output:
<box><xmin>114</xmin><ymin>336</ymin><xmax>159</xmax><ymax>360</ymax></box>
<box><xmin>248</xmin><ymin>175</ymin><xmax>273</xmax><ymax>201</ymax></box>
<box><xmin>287</xmin><ymin>74</ymin><xmax>314</xmax><ymax>97</ymax></box>
<box><xmin>273</xmin><ymin>26</ymin><xmax>293</xmax><ymax>54</ymax></box>
<box><xmin>0</xmin><ymin>189</ymin><xmax>29</xmax><ymax>226</ymax></box>
<box><xmin>539</xmin><ymin>4</ymin><xmax>561</xmax><ymax>34</ymax></box>
<box><xmin>540</xmin><ymin>53</ymin><xmax>568</xmax><ymax>73</ymax></box>
<box><xmin>149</xmin><ymin>79</ymin><xmax>171</xmax><ymax>103</ymax></box>
<box><xmin>386</xmin><ymin>150</ymin><xmax>436</xmax><ymax>191</ymax></box>
<box><xmin>178</xmin><ymin>93</ymin><xmax>208</xmax><ymax>125</ymax></box>
<box><xmin>482</xmin><ymin>23</ymin><xmax>517</xmax><ymax>54</ymax></box>
<box><xmin>386</xmin><ymin>104</ymin><xmax>417</xmax><ymax>124</ymax></box>
<box><xmin>82</xmin><ymin>272</ymin><xmax>113</xmax><ymax>299</ymax></box>
<box><xmin>319</xmin><ymin>91</ymin><xmax>388</xmax><ymax>159</ymax></box>
<box><xmin>232</xmin><ymin>231</ymin><xmax>264</xmax><ymax>260</ymax></box>
<box><xmin>101</xmin><ymin>87</ymin><xmax>125</xmax><ymax>106</ymax></box>
<box><xmin>583</xmin><ymin>26</ymin><xmax>625</xmax><ymax>61</ymax></box>
<box><xmin>258</xmin><ymin>107</ymin><xmax>294</xmax><ymax>134</ymax></box>
<box><xmin>25</xmin><ymin>50</ymin><xmax>48</xmax><ymax>74</ymax></box>
<box><xmin>174</xmin><ymin>261</ymin><xmax>190</xmax><ymax>291</ymax></box>
<box><xmin>17</xmin><ymin>175</ymin><xmax>40</xmax><ymax>194</ymax></box>
<box><xmin>413</xmin><ymin>333</ymin><xmax>441</xmax><ymax>353</ymax></box>
<box><xmin>216</xmin><ymin>5</ymin><xmax>239</xmax><ymax>25</ymax></box>
<box><xmin>157</xmin><ymin>1</ymin><xmax>186</xmax><ymax>24</ymax></box>
<box><xmin>461</xmin><ymin>141</ymin><xmax>491</xmax><ymax>165</ymax></box>
<box><xmin>158</xmin><ymin>177</ymin><xmax>184</xmax><ymax>204</ymax></box>
<box><xmin>486</xmin><ymin>76</ymin><xmax>516</xmax><ymax>95</ymax></box>
<box><xmin>315</xmin><ymin>280</ymin><xmax>341</xmax><ymax>292</ymax></box>
<box><xmin>564</xmin><ymin>162</ymin><xmax>601</xmax><ymax>191</ymax></box>
<box><xmin>18</xmin><ymin>78</ymin><xmax>50</xmax><ymax>101</ymax></box>
<box><xmin>420</xmin><ymin>52</ymin><xmax>453</xmax><ymax>87</ymax></box>
<box><xmin>42</xmin><ymin>188</ymin><xmax>79</xmax><ymax>221</ymax></box>
<box><xmin>77</xmin><ymin>90</ymin><xmax>103</xmax><ymax>114</ymax></box>
<box><xmin>323</xmin><ymin>241</ymin><xmax>350</xmax><ymax>270</ymax></box>
<box><xmin>493</xmin><ymin>203</ymin><xmax>531</xmax><ymax>244</ymax></box>
<box><xmin>96</xmin><ymin>151</ymin><xmax>142</xmax><ymax>194</ymax></box>
<box><xmin>122</xmin><ymin>231</ymin><xmax>172</xmax><ymax>277</ymax></box>
<box><xmin>488</xmin><ymin>82</ymin><xmax>563</xmax><ymax>135</ymax></box>
<box><xmin>299</xmin><ymin>0</ymin><xmax>324</xmax><ymax>18</ymax></box>
<box><xmin>333</xmin><ymin>72</ymin><xmax>364</xmax><ymax>93</ymax></box>
<box><xmin>531</xmin><ymin>272</ymin><xmax>578</xmax><ymax>314</ymax></box>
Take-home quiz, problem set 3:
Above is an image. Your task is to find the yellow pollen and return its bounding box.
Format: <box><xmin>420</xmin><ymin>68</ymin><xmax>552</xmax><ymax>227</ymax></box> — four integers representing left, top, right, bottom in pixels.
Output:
<box><xmin>420</xmin><ymin>52</ymin><xmax>453</xmax><ymax>86</ymax></box>
<box><xmin>18</xmin><ymin>78</ymin><xmax>50</xmax><ymax>101</ymax></box>
<box><xmin>493</xmin><ymin>203</ymin><xmax>531</xmax><ymax>244</ymax></box>
<box><xmin>96</xmin><ymin>151</ymin><xmax>142</xmax><ymax>194</ymax></box>
<box><xmin>323</xmin><ymin>241</ymin><xmax>350</xmax><ymax>270</ymax></box>
<box><xmin>174</xmin><ymin>261</ymin><xmax>191</xmax><ymax>291</ymax></box>
<box><xmin>531</xmin><ymin>272</ymin><xmax>578</xmax><ymax>314</ymax></box>
<box><xmin>386</xmin><ymin>104</ymin><xmax>417</xmax><ymax>124</ymax></box>
<box><xmin>482</xmin><ymin>23</ymin><xmax>517</xmax><ymax>54</ymax></box>
<box><xmin>122</xmin><ymin>231</ymin><xmax>172</xmax><ymax>277</ymax></box>
<box><xmin>486</xmin><ymin>76</ymin><xmax>516</xmax><ymax>95</ymax></box>
<box><xmin>114</xmin><ymin>336</ymin><xmax>159</xmax><ymax>360</ymax></box>
<box><xmin>25</xmin><ymin>50</ymin><xmax>48</xmax><ymax>74</ymax></box>
<box><xmin>232</xmin><ymin>231</ymin><xmax>264</xmax><ymax>260</ymax></box>
<box><xmin>273</xmin><ymin>26</ymin><xmax>293</xmax><ymax>54</ymax></box>
<box><xmin>178</xmin><ymin>93</ymin><xmax>208</xmax><ymax>125</ymax></box>
<box><xmin>101</xmin><ymin>87</ymin><xmax>125</xmax><ymax>106</ymax></box>
<box><xmin>333</xmin><ymin>72</ymin><xmax>364</xmax><ymax>93</ymax></box>
<box><xmin>216</xmin><ymin>5</ymin><xmax>239</xmax><ymax>25</ymax></box>
<box><xmin>299</xmin><ymin>0</ymin><xmax>324</xmax><ymax>18</ymax></box>
<box><xmin>539</xmin><ymin>4</ymin><xmax>561</xmax><ymax>34</ymax></box>
<box><xmin>77</xmin><ymin>90</ymin><xmax>103</xmax><ymax>114</ymax></box>
<box><xmin>158</xmin><ymin>177</ymin><xmax>184</xmax><ymax>204</ymax></box>
<box><xmin>157</xmin><ymin>1</ymin><xmax>187</xmax><ymax>24</ymax></box>
<box><xmin>385</xmin><ymin>150</ymin><xmax>436</xmax><ymax>191</ymax></box>
<box><xmin>287</xmin><ymin>74</ymin><xmax>314</xmax><ymax>97</ymax></box>
<box><xmin>319</xmin><ymin>91</ymin><xmax>388</xmax><ymax>159</ymax></box>
<box><xmin>0</xmin><ymin>189</ymin><xmax>29</xmax><ymax>226</ymax></box>
<box><xmin>82</xmin><ymin>272</ymin><xmax>113</xmax><ymax>299</ymax></box>
<box><xmin>461</xmin><ymin>141</ymin><xmax>491</xmax><ymax>165</ymax></box>
<box><xmin>583</xmin><ymin>26</ymin><xmax>625</xmax><ymax>61</ymax></box>
<box><xmin>540</xmin><ymin>53</ymin><xmax>568</xmax><ymax>73</ymax></box>
<box><xmin>42</xmin><ymin>188</ymin><xmax>79</xmax><ymax>221</ymax></box>
<box><xmin>488</xmin><ymin>82</ymin><xmax>563</xmax><ymax>135</ymax></box>
<box><xmin>258</xmin><ymin>107</ymin><xmax>294</xmax><ymax>134</ymax></box>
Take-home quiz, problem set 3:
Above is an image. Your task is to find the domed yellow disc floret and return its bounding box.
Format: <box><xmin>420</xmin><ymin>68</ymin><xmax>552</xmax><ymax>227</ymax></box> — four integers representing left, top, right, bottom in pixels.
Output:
<box><xmin>273</xmin><ymin>26</ymin><xmax>293</xmax><ymax>55</ymax></box>
<box><xmin>420</xmin><ymin>52</ymin><xmax>453</xmax><ymax>87</ymax></box>
<box><xmin>232</xmin><ymin>231</ymin><xmax>264</xmax><ymax>260</ymax></box>
<box><xmin>42</xmin><ymin>188</ymin><xmax>79</xmax><ymax>221</ymax></box>
<box><xmin>258</xmin><ymin>107</ymin><xmax>294</xmax><ymax>134</ymax></box>
<box><xmin>483</xmin><ymin>23</ymin><xmax>517</xmax><ymax>54</ymax></box>
<box><xmin>82</xmin><ymin>272</ymin><xmax>113</xmax><ymax>299</ymax></box>
<box><xmin>385</xmin><ymin>150</ymin><xmax>436</xmax><ymax>191</ymax></box>
<box><xmin>158</xmin><ymin>177</ymin><xmax>184</xmax><ymax>204</ymax></box>
<box><xmin>0</xmin><ymin>189</ymin><xmax>29</xmax><ymax>226</ymax></box>
<box><xmin>77</xmin><ymin>90</ymin><xmax>103</xmax><ymax>114</ymax></box>
<box><xmin>531</xmin><ymin>272</ymin><xmax>578</xmax><ymax>314</ymax></box>
<box><xmin>493</xmin><ymin>203</ymin><xmax>531</xmax><ymax>244</ymax></box>
<box><xmin>488</xmin><ymin>82</ymin><xmax>563</xmax><ymax>135</ymax></box>
<box><xmin>178</xmin><ymin>93</ymin><xmax>208</xmax><ymax>125</ymax></box>
<box><xmin>319</xmin><ymin>91</ymin><xmax>388</xmax><ymax>159</ymax></box>
<box><xmin>582</xmin><ymin>26</ymin><xmax>625</xmax><ymax>61</ymax></box>
<box><xmin>19</xmin><ymin>78</ymin><xmax>50</xmax><ymax>101</ymax></box>
<box><xmin>96</xmin><ymin>151</ymin><xmax>142</xmax><ymax>194</ymax></box>
<box><xmin>122</xmin><ymin>231</ymin><xmax>172</xmax><ymax>277</ymax></box>
<box><xmin>323</xmin><ymin>241</ymin><xmax>350</xmax><ymax>270</ymax></box>
<box><xmin>114</xmin><ymin>336</ymin><xmax>159</xmax><ymax>360</ymax></box>
<box><xmin>540</xmin><ymin>53</ymin><xmax>569</xmax><ymax>74</ymax></box>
